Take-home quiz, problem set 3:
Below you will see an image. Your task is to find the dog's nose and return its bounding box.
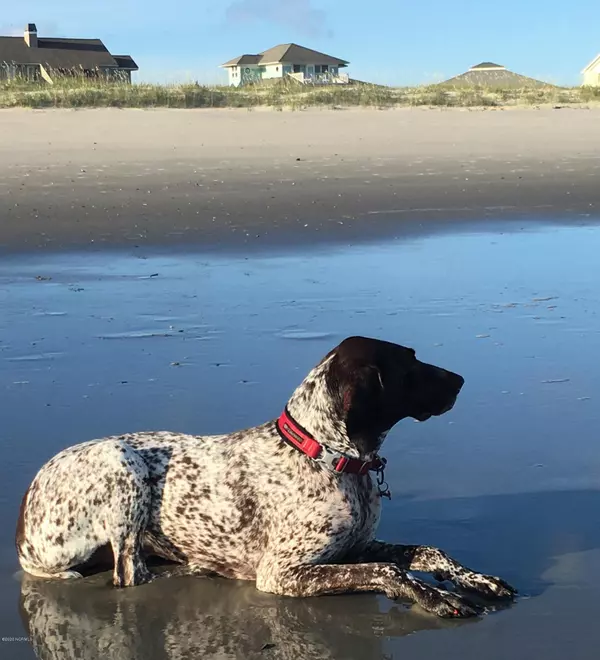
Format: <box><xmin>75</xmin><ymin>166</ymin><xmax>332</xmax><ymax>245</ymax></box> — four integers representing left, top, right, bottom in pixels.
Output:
<box><xmin>443</xmin><ymin>370</ymin><xmax>465</xmax><ymax>392</ymax></box>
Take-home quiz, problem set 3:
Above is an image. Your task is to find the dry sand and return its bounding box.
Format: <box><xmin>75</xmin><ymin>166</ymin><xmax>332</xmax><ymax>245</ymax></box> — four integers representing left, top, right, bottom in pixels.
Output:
<box><xmin>1</xmin><ymin>107</ymin><xmax>600</xmax><ymax>252</ymax></box>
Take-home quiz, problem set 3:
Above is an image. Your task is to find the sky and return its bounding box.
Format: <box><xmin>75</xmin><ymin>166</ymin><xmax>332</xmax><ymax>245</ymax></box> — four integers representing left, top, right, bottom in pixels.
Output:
<box><xmin>1</xmin><ymin>1</ymin><xmax>599</xmax><ymax>86</ymax></box>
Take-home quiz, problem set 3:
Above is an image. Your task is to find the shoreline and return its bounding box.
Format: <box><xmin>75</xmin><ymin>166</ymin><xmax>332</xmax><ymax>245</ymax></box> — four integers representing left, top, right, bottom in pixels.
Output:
<box><xmin>1</xmin><ymin>107</ymin><xmax>600</xmax><ymax>254</ymax></box>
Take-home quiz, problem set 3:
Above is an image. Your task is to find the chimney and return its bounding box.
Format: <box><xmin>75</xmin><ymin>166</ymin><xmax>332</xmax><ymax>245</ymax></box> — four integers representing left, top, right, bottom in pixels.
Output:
<box><xmin>24</xmin><ymin>23</ymin><xmax>38</xmax><ymax>48</ymax></box>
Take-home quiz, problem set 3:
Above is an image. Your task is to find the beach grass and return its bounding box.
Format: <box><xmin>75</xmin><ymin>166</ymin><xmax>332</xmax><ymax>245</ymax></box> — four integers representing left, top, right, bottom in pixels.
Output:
<box><xmin>1</xmin><ymin>73</ymin><xmax>600</xmax><ymax>109</ymax></box>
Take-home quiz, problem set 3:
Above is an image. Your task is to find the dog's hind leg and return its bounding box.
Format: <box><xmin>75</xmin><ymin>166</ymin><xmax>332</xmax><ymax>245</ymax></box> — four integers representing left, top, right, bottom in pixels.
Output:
<box><xmin>105</xmin><ymin>443</ymin><xmax>154</xmax><ymax>588</ymax></box>
<box><xmin>17</xmin><ymin>564</ymin><xmax>83</xmax><ymax>580</ymax></box>
<box><xmin>18</xmin><ymin>439</ymin><xmax>153</xmax><ymax>586</ymax></box>
<box><xmin>112</xmin><ymin>530</ymin><xmax>153</xmax><ymax>587</ymax></box>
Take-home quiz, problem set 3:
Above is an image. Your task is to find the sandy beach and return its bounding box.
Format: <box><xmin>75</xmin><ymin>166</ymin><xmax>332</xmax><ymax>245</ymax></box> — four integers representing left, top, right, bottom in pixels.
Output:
<box><xmin>1</xmin><ymin>106</ymin><xmax>600</xmax><ymax>252</ymax></box>
<box><xmin>2</xmin><ymin>107</ymin><xmax>600</xmax><ymax>659</ymax></box>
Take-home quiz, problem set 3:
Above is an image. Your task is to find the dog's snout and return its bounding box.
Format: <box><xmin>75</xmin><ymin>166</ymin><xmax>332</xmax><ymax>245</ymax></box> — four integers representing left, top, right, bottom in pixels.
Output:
<box><xmin>443</xmin><ymin>370</ymin><xmax>464</xmax><ymax>392</ymax></box>
<box><xmin>428</xmin><ymin>365</ymin><xmax>464</xmax><ymax>390</ymax></box>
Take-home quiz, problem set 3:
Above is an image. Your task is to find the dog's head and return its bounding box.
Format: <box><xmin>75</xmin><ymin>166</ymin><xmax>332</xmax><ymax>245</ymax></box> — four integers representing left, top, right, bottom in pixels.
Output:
<box><xmin>323</xmin><ymin>336</ymin><xmax>464</xmax><ymax>455</ymax></box>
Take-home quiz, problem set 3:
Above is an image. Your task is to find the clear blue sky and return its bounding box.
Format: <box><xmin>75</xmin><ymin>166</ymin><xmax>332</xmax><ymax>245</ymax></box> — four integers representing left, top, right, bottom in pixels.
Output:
<box><xmin>2</xmin><ymin>0</ymin><xmax>599</xmax><ymax>86</ymax></box>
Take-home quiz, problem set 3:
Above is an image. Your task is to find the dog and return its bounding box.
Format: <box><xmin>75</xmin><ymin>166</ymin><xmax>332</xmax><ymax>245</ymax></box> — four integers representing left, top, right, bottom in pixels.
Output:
<box><xmin>16</xmin><ymin>336</ymin><xmax>515</xmax><ymax>618</ymax></box>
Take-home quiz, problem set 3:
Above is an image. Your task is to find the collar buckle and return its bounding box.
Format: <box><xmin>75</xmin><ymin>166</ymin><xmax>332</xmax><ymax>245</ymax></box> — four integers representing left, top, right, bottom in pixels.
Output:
<box><xmin>317</xmin><ymin>445</ymin><xmax>344</xmax><ymax>472</ymax></box>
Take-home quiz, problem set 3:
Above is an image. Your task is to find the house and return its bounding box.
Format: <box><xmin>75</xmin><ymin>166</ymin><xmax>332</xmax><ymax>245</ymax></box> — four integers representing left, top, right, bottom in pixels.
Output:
<box><xmin>582</xmin><ymin>54</ymin><xmax>600</xmax><ymax>87</ymax></box>
<box><xmin>0</xmin><ymin>24</ymin><xmax>138</xmax><ymax>83</ymax></box>
<box><xmin>221</xmin><ymin>43</ymin><xmax>349</xmax><ymax>86</ymax></box>
<box><xmin>441</xmin><ymin>62</ymin><xmax>551</xmax><ymax>88</ymax></box>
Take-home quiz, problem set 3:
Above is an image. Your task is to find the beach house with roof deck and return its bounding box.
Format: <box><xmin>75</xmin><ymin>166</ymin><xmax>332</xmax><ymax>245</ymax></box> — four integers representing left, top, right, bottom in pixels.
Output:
<box><xmin>441</xmin><ymin>62</ymin><xmax>551</xmax><ymax>88</ymax></box>
<box><xmin>0</xmin><ymin>23</ymin><xmax>138</xmax><ymax>83</ymax></box>
<box><xmin>221</xmin><ymin>43</ymin><xmax>349</xmax><ymax>86</ymax></box>
<box><xmin>582</xmin><ymin>54</ymin><xmax>600</xmax><ymax>86</ymax></box>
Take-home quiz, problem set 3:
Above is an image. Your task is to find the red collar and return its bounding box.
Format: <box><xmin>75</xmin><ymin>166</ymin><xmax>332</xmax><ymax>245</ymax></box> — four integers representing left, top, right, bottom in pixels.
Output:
<box><xmin>276</xmin><ymin>407</ymin><xmax>385</xmax><ymax>476</ymax></box>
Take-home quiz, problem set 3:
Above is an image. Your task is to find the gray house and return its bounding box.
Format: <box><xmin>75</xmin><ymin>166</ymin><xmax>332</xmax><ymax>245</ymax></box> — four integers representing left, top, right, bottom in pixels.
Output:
<box><xmin>441</xmin><ymin>62</ymin><xmax>551</xmax><ymax>88</ymax></box>
<box><xmin>0</xmin><ymin>23</ymin><xmax>138</xmax><ymax>83</ymax></box>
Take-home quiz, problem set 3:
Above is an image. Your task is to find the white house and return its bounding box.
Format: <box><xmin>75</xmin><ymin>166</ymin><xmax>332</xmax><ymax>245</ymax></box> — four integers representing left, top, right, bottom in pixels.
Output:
<box><xmin>582</xmin><ymin>53</ymin><xmax>600</xmax><ymax>87</ymax></box>
<box><xmin>220</xmin><ymin>43</ymin><xmax>349</xmax><ymax>86</ymax></box>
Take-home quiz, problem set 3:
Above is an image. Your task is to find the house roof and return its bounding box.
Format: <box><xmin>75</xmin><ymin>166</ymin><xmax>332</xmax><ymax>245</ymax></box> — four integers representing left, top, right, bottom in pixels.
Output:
<box><xmin>221</xmin><ymin>54</ymin><xmax>262</xmax><ymax>66</ymax></box>
<box><xmin>112</xmin><ymin>55</ymin><xmax>138</xmax><ymax>70</ymax></box>
<box><xmin>0</xmin><ymin>33</ymin><xmax>137</xmax><ymax>71</ymax></box>
<box><xmin>469</xmin><ymin>61</ymin><xmax>505</xmax><ymax>70</ymax></box>
<box><xmin>441</xmin><ymin>63</ymin><xmax>551</xmax><ymax>88</ymax></box>
<box><xmin>582</xmin><ymin>53</ymin><xmax>600</xmax><ymax>73</ymax></box>
<box><xmin>221</xmin><ymin>43</ymin><xmax>348</xmax><ymax>68</ymax></box>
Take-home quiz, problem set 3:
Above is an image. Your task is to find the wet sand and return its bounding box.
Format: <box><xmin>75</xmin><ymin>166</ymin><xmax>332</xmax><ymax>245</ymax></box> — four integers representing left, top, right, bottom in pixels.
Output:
<box><xmin>2</xmin><ymin>226</ymin><xmax>600</xmax><ymax>658</ymax></box>
<box><xmin>1</xmin><ymin>107</ymin><xmax>600</xmax><ymax>253</ymax></box>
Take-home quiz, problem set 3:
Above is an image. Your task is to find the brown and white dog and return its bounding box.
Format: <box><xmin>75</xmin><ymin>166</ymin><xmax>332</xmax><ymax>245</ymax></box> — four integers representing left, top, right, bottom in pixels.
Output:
<box><xmin>16</xmin><ymin>336</ymin><xmax>515</xmax><ymax>618</ymax></box>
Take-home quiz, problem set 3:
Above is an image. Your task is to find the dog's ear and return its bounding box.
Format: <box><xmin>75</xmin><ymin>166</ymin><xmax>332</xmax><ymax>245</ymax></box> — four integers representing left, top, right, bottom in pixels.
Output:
<box><xmin>344</xmin><ymin>363</ymin><xmax>385</xmax><ymax>440</ymax></box>
<box><xmin>341</xmin><ymin>363</ymin><xmax>383</xmax><ymax>411</ymax></box>
<box><xmin>326</xmin><ymin>356</ymin><xmax>385</xmax><ymax>444</ymax></box>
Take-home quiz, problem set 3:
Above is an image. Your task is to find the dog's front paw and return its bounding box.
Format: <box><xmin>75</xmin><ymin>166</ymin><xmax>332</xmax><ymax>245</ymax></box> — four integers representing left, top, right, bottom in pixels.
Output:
<box><xmin>385</xmin><ymin>573</ymin><xmax>483</xmax><ymax>618</ymax></box>
<box><xmin>453</xmin><ymin>572</ymin><xmax>516</xmax><ymax>600</ymax></box>
<box><xmin>418</xmin><ymin>585</ymin><xmax>483</xmax><ymax>618</ymax></box>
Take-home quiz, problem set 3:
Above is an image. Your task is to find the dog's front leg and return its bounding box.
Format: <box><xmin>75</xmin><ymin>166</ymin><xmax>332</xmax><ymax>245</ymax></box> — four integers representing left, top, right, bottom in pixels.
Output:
<box><xmin>360</xmin><ymin>541</ymin><xmax>515</xmax><ymax>599</ymax></box>
<box><xmin>256</xmin><ymin>563</ymin><xmax>481</xmax><ymax>618</ymax></box>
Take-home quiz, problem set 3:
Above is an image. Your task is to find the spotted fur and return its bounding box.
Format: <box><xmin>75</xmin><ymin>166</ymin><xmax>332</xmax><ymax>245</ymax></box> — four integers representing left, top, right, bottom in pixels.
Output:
<box><xmin>16</xmin><ymin>336</ymin><xmax>515</xmax><ymax>618</ymax></box>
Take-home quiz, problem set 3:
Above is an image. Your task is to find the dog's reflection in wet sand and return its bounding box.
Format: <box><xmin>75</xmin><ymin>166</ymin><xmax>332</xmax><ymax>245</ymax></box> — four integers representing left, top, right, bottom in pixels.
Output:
<box><xmin>19</xmin><ymin>570</ymin><xmax>474</xmax><ymax>660</ymax></box>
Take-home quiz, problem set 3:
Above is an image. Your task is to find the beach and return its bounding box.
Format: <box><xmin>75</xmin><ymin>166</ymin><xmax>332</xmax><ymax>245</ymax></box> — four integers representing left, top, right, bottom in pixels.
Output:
<box><xmin>2</xmin><ymin>107</ymin><xmax>600</xmax><ymax>660</ymax></box>
<box><xmin>1</xmin><ymin>106</ymin><xmax>600</xmax><ymax>252</ymax></box>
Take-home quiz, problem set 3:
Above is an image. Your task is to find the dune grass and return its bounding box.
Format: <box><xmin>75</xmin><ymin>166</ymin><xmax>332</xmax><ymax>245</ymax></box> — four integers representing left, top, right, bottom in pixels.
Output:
<box><xmin>1</xmin><ymin>74</ymin><xmax>600</xmax><ymax>110</ymax></box>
